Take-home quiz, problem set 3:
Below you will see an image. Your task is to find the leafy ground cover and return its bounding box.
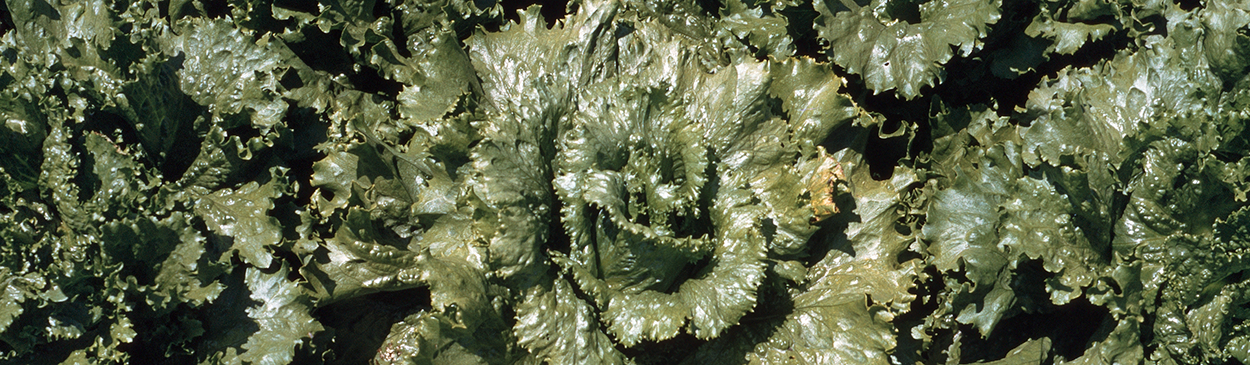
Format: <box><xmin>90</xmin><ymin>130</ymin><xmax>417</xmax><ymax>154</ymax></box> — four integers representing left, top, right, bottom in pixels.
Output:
<box><xmin>1</xmin><ymin>0</ymin><xmax>1250</xmax><ymax>363</ymax></box>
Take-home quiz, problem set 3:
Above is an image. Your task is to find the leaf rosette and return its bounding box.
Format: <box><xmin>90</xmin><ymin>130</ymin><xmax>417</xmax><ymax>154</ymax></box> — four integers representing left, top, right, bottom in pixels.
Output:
<box><xmin>298</xmin><ymin>0</ymin><xmax>868</xmax><ymax>361</ymax></box>
<box><xmin>463</xmin><ymin>2</ymin><xmax>862</xmax><ymax>357</ymax></box>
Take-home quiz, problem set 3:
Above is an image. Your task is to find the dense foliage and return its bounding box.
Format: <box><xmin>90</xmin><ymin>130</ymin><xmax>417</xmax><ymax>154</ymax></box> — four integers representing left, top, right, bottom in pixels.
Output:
<box><xmin>1</xmin><ymin>0</ymin><xmax>1250</xmax><ymax>363</ymax></box>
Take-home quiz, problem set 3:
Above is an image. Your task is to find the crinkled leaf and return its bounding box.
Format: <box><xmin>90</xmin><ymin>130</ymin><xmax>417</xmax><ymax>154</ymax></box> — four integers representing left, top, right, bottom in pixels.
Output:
<box><xmin>687</xmin><ymin>141</ymin><xmax>920</xmax><ymax>364</ymax></box>
<box><xmin>395</xmin><ymin>26</ymin><xmax>481</xmax><ymax>122</ymax></box>
<box><xmin>1111</xmin><ymin>138</ymin><xmax>1249</xmax><ymax>363</ymax></box>
<box><xmin>194</xmin><ymin>179</ymin><xmax>284</xmax><ymax>267</ymax></box>
<box><xmin>1024</xmin><ymin>9</ymin><xmax>1117</xmax><ymax>55</ymax></box>
<box><xmin>513</xmin><ymin>280</ymin><xmax>626</xmax><ymax>365</ymax></box>
<box><xmin>374</xmin><ymin>309</ymin><xmax>520</xmax><ymax>365</ymax></box>
<box><xmin>198</xmin><ymin>264</ymin><xmax>322</xmax><ymax>365</ymax></box>
<box><xmin>303</xmin><ymin>208</ymin><xmax>421</xmax><ymax>303</ymax></box>
<box><xmin>1202</xmin><ymin>0</ymin><xmax>1250</xmax><ymax>83</ymax></box>
<box><xmin>238</xmin><ymin>265</ymin><xmax>323</xmax><ymax>365</ymax></box>
<box><xmin>1018</xmin><ymin>20</ymin><xmax>1222</xmax><ymax>169</ymax></box>
<box><xmin>813</xmin><ymin>0</ymin><xmax>1001</xmax><ymax>99</ymax></box>
<box><xmin>718</xmin><ymin>0</ymin><xmax>796</xmax><ymax>57</ymax></box>
<box><xmin>923</xmin><ymin>161</ymin><xmax>1014</xmax><ymax>335</ymax></box>
<box><xmin>101</xmin><ymin>212</ymin><xmax>227</xmax><ymax>312</ymax></box>
<box><xmin>161</xmin><ymin>18</ymin><xmax>290</xmax><ymax>130</ymax></box>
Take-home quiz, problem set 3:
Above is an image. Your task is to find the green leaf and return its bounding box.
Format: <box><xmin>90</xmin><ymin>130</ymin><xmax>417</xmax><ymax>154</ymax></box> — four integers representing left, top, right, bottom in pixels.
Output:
<box><xmin>102</xmin><ymin>212</ymin><xmax>227</xmax><ymax>312</ymax></box>
<box><xmin>237</xmin><ymin>265</ymin><xmax>323</xmax><ymax>365</ymax></box>
<box><xmin>162</xmin><ymin>18</ymin><xmax>290</xmax><ymax>131</ymax></box>
<box><xmin>85</xmin><ymin>131</ymin><xmax>156</xmax><ymax>212</ymax></box>
<box><xmin>545</xmin><ymin>21</ymin><xmax>862</xmax><ymax>346</ymax></box>
<box><xmin>16</xmin><ymin>0</ymin><xmax>1250</xmax><ymax>362</ymax></box>
<box><xmin>1024</xmin><ymin>7</ymin><xmax>1117</xmax><ymax>55</ymax></box>
<box><xmin>198</xmin><ymin>264</ymin><xmax>322</xmax><ymax>365</ymax></box>
<box><xmin>513</xmin><ymin>279</ymin><xmax>627</xmax><ymax>365</ymax></box>
<box><xmin>309</xmin><ymin>149</ymin><xmax>360</xmax><ymax>215</ymax></box>
<box><xmin>110</xmin><ymin>54</ymin><xmax>206</xmax><ymax>178</ymax></box>
<box><xmin>1202</xmin><ymin>0</ymin><xmax>1250</xmax><ymax>83</ymax></box>
<box><xmin>374</xmin><ymin>309</ymin><xmax>520</xmax><ymax>365</ymax></box>
<box><xmin>0</xmin><ymin>91</ymin><xmax>46</xmax><ymax>192</ymax></box>
<box><xmin>303</xmin><ymin>207</ymin><xmax>422</xmax><ymax>303</ymax></box>
<box><xmin>687</xmin><ymin>141</ymin><xmax>921</xmax><ymax>364</ymax></box>
<box><xmin>193</xmin><ymin>178</ymin><xmax>285</xmax><ymax>268</ymax></box>
<box><xmin>977</xmin><ymin>338</ymin><xmax>1052</xmax><ymax>365</ymax></box>
<box><xmin>1018</xmin><ymin>19</ymin><xmax>1222</xmax><ymax>170</ymax></box>
<box><xmin>1109</xmin><ymin>137</ymin><xmax>1250</xmax><ymax>363</ymax></box>
<box><xmin>996</xmin><ymin>176</ymin><xmax>1102</xmax><ymax>305</ymax></box>
<box><xmin>768</xmin><ymin>58</ymin><xmax>860</xmax><ymax>150</ymax></box>
<box><xmin>0</xmin><ymin>269</ymin><xmax>43</xmax><ymax>333</ymax></box>
<box><xmin>464</xmin><ymin>2</ymin><xmax>623</xmax><ymax>282</ymax></box>
<box><xmin>813</xmin><ymin>0</ymin><xmax>1001</xmax><ymax>99</ymax></box>
<box><xmin>394</xmin><ymin>26</ymin><xmax>481</xmax><ymax>123</ymax></box>
<box><xmin>718</xmin><ymin>0</ymin><xmax>796</xmax><ymax>57</ymax></box>
<box><xmin>922</xmin><ymin>109</ymin><xmax>1112</xmax><ymax>338</ymax></box>
<box><xmin>923</xmin><ymin>156</ymin><xmax>1015</xmax><ymax>335</ymax></box>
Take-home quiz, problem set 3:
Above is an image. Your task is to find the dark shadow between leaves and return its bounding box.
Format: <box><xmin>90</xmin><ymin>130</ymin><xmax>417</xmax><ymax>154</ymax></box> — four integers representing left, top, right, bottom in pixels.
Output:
<box><xmin>29</xmin><ymin>0</ymin><xmax>62</xmax><ymax>21</ymax></box>
<box><xmin>956</xmin><ymin>260</ymin><xmax>1110</xmax><ymax>364</ymax></box>
<box><xmin>499</xmin><ymin>0</ymin><xmax>571</xmax><ymax>28</ymax></box>
<box><xmin>314</xmin><ymin>287</ymin><xmax>433</xmax><ymax>365</ymax></box>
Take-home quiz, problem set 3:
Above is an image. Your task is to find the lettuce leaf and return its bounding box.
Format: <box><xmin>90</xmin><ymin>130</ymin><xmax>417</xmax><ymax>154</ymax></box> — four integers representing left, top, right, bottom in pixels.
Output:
<box><xmin>6</xmin><ymin>0</ymin><xmax>1250</xmax><ymax>363</ymax></box>
<box><xmin>813</xmin><ymin>0</ymin><xmax>1000</xmax><ymax>99</ymax></box>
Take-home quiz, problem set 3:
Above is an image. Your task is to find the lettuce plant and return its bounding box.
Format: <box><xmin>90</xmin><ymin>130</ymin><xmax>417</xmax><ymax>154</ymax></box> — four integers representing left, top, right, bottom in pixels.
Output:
<box><xmin>1</xmin><ymin>0</ymin><xmax>1249</xmax><ymax>364</ymax></box>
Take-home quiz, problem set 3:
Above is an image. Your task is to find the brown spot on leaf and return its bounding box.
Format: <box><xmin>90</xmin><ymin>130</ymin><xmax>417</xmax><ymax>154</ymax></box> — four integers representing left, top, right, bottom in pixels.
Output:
<box><xmin>808</xmin><ymin>152</ymin><xmax>844</xmax><ymax>224</ymax></box>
